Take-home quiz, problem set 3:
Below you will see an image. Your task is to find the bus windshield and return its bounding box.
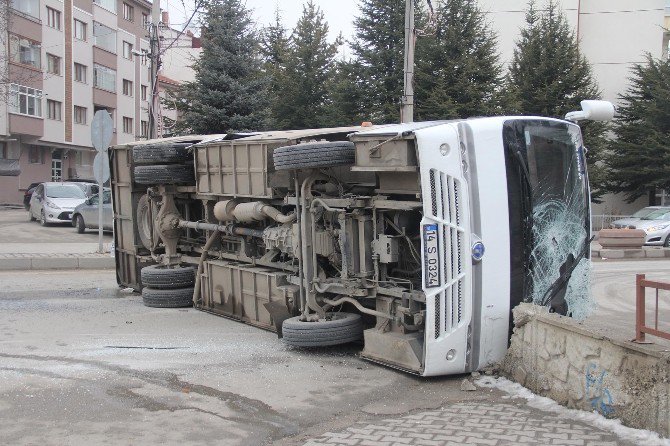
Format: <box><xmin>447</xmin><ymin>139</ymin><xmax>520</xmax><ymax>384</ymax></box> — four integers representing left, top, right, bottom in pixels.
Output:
<box><xmin>504</xmin><ymin>120</ymin><xmax>592</xmax><ymax>319</ymax></box>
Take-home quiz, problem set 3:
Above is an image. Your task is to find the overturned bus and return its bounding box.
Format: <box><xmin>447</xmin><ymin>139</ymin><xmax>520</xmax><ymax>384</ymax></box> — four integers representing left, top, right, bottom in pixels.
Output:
<box><xmin>111</xmin><ymin>103</ymin><xmax>612</xmax><ymax>377</ymax></box>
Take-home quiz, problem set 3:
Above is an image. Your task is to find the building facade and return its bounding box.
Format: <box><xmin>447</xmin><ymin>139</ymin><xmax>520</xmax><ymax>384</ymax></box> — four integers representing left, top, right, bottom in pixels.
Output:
<box><xmin>0</xmin><ymin>0</ymin><xmax>154</xmax><ymax>204</ymax></box>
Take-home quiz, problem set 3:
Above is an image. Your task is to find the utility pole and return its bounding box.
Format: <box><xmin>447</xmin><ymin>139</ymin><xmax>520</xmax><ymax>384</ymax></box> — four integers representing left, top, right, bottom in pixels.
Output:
<box><xmin>148</xmin><ymin>0</ymin><xmax>162</xmax><ymax>139</ymax></box>
<box><xmin>400</xmin><ymin>0</ymin><xmax>415</xmax><ymax>124</ymax></box>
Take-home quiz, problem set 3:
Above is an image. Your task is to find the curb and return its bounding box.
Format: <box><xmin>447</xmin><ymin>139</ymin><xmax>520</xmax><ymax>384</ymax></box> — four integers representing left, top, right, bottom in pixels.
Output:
<box><xmin>0</xmin><ymin>256</ymin><xmax>115</xmax><ymax>271</ymax></box>
<box><xmin>592</xmin><ymin>247</ymin><xmax>670</xmax><ymax>260</ymax></box>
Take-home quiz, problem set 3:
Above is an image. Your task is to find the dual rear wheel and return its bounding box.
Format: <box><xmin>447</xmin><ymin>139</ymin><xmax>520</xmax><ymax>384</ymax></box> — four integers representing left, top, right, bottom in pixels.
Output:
<box><xmin>140</xmin><ymin>264</ymin><xmax>196</xmax><ymax>308</ymax></box>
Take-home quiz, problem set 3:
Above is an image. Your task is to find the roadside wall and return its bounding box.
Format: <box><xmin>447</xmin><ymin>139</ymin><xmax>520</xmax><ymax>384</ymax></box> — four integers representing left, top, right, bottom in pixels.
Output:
<box><xmin>502</xmin><ymin>303</ymin><xmax>670</xmax><ymax>437</ymax></box>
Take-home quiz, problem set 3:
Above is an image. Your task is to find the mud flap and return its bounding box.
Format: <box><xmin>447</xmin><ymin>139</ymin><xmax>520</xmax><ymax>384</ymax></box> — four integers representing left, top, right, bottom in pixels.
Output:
<box><xmin>264</xmin><ymin>301</ymin><xmax>292</xmax><ymax>338</ymax></box>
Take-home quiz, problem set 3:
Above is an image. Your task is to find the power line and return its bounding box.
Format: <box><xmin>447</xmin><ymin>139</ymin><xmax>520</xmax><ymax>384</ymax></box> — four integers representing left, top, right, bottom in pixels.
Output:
<box><xmin>160</xmin><ymin>0</ymin><xmax>205</xmax><ymax>56</ymax></box>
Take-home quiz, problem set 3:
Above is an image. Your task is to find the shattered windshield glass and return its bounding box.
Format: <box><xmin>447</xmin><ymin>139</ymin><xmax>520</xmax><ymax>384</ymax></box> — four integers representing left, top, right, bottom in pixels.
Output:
<box><xmin>504</xmin><ymin>120</ymin><xmax>594</xmax><ymax>319</ymax></box>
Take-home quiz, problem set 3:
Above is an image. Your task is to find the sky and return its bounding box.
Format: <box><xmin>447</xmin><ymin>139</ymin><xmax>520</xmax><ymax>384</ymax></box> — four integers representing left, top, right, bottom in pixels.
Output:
<box><xmin>161</xmin><ymin>0</ymin><xmax>360</xmax><ymax>45</ymax></box>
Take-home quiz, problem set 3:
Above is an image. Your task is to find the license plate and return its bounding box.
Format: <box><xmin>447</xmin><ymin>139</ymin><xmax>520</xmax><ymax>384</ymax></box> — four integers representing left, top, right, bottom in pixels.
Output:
<box><xmin>423</xmin><ymin>224</ymin><xmax>441</xmax><ymax>288</ymax></box>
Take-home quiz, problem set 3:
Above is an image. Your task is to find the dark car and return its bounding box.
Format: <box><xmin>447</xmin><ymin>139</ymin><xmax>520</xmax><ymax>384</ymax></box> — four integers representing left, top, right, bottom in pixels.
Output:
<box><xmin>23</xmin><ymin>182</ymin><xmax>41</xmax><ymax>210</ymax></box>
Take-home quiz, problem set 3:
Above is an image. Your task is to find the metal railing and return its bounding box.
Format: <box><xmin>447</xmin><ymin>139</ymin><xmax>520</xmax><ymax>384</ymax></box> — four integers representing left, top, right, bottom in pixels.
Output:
<box><xmin>634</xmin><ymin>274</ymin><xmax>670</xmax><ymax>343</ymax></box>
<box><xmin>591</xmin><ymin>214</ymin><xmax>630</xmax><ymax>232</ymax></box>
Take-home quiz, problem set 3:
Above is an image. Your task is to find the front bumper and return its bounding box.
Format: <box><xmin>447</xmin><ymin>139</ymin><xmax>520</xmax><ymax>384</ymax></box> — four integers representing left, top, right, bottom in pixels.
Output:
<box><xmin>644</xmin><ymin>230</ymin><xmax>669</xmax><ymax>246</ymax></box>
<box><xmin>44</xmin><ymin>207</ymin><xmax>75</xmax><ymax>223</ymax></box>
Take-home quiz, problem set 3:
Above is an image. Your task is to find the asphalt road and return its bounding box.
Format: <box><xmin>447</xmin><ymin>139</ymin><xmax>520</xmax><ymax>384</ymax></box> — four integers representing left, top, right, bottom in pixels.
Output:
<box><xmin>0</xmin><ymin>208</ymin><xmax>112</xmax><ymax>252</ymax></box>
<box><xmin>588</xmin><ymin>259</ymin><xmax>670</xmax><ymax>348</ymax></box>
<box><xmin>0</xmin><ymin>262</ymin><xmax>662</xmax><ymax>445</ymax></box>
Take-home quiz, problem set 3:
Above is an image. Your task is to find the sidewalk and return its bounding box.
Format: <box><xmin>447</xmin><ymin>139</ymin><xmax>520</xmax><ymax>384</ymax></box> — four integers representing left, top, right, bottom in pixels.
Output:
<box><xmin>0</xmin><ymin>208</ymin><xmax>116</xmax><ymax>271</ymax></box>
<box><xmin>0</xmin><ymin>243</ymin><xmax>115</xmax><ymax>270</ymax></box>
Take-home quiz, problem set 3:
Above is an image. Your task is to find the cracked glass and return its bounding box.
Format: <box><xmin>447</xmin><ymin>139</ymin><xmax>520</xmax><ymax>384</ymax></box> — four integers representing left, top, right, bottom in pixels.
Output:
<box><xmin>506</xmin><ymin>120</ymin><xmax>594</xmax><ymax>319</ymax></box>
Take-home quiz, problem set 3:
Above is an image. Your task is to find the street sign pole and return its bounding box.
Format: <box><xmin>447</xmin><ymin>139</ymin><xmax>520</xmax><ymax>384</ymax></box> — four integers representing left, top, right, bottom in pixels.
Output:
<box><xmin>91</xmin><ymin>110</ymin><xmax>114</xmax><ymax>254</ymax></box>
<box><xmin>98</xmin><ymin>158</ymin><xmax>104</xmax><ymax>253</ymax></box>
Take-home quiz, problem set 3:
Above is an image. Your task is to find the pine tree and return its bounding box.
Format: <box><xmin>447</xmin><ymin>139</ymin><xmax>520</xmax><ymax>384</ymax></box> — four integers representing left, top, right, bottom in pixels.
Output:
<box><xmin>606</xmin><ymin>55</ymin><xmax>670</xmax><ymax>203</ymax></box>
<box><xmin>272</xmin><ymin>1</ymin><xmax>341</xmax><ymax>130</ymax></box>
<box><xmin>348</xmin><ymin>0</ymin><xmax>406</xmax><ymax>124</ymax></box>
<box><xmin>414</xmin><ymin>0</ymin><xmax>504</xmax><ymax>121</ymax></box>
<box><xmin>321</xmin><ymin>60</ymin><xmax>368</xmax><ymax>127</ymax></box>
<box><xmin>506</xmin><ymin>0</ymin><xmax>607</xmax><ymax>201</ymax></box>
<box><xmin>260</xmin><ymin>8</ymin><xmax>290</xmax><ymax>129</ymax></box>
<box><xmin>172</xmin><ymin>0</ymin><xmax>267</xmax><ymax>134</ymax></box>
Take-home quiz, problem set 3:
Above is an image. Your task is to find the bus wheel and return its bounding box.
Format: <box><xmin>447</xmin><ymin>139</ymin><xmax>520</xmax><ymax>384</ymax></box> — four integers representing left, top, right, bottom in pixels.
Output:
<box><xmin>282</xmin><ymin>312</ymin><xmax>363</xmax><ymax>347</ymax></box>
<box><xmin>273</xmin><ymin>141</ymin><xmax>356</xmax><ymax>171</ymax></box>
<box><xmin>142</xmin><ymin>286</ymin><xmax>194</xmax><ymax>308</ymax></box>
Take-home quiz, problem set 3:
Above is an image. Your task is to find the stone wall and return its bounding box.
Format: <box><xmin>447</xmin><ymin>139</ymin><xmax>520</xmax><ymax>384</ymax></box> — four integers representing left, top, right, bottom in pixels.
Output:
<box><xmin>502</xmin><ymin>304</ymin><xmax>670</xmax><ymax>437</ymax></box>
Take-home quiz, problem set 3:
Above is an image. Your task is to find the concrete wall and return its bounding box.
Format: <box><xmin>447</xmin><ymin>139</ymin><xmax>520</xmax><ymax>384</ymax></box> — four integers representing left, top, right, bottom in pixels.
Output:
<box><xmin>502</xmin><ymin>303</ymin><xmax>670</xmax><ymax>437</ymax></box>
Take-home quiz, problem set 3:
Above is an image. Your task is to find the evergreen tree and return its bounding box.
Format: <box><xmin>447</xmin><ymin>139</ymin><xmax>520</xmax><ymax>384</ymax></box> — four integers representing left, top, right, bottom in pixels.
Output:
<box><xmin>273</xmin><ymin>1</ymin><xmax>341</xmax><ymax>130</ymax></box>
<box><xmin>321</xmin><ymin>60</ymin><xmax>368</xmax><ymax>127</ymax></box>
<box><xmin>414</xmin><ymin>0</ymin><xmax>504</xmax><ymax>121</ymax></box>
<box><xmin>348</xmin><ymin>0</ymin><xmax>406</xmax><ymax>124</ymax></box>
<box><xmin>172</xmin><ymin>0</ymin><xmax>267</xmax><ymax>134</ymax></box>
<box><xmin>606</xmin><ymin>55</ymin><xmax>670</xmax><ymax>203</ymax></box>
<box><xmin>506</xmin><ymin>0</ymin><xmax>607</xmax><ymax>200</ymax></box>
<box><xmin>260</xmin><ymin>8</ymin><xmax>290</xmax><ymax>129</ymax></box>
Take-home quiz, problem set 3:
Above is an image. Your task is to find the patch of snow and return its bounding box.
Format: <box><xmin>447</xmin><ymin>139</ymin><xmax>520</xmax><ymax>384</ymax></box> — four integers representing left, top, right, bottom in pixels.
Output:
<box><xmin>476</xmin><ymin>376</ymin><xmax>670</xmax><ymax>446</ymax></box>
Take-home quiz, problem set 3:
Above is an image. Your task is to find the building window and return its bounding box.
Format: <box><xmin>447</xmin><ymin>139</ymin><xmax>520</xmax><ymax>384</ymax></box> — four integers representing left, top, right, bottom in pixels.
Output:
<box><xmin>74</xmin><ymin>106</ymin><xmax>87</xmax><ymax>124</ymax></box>
<box><xmin>142</xmin><ymin>13</ymin><xmax>149</xmax><ymax>26</ymax></box>
<box><xmin>10</xmin><ymin>0</ymin><xmax>39</xmax><ymax>18</ymax></box>
<box><xmin>123</xmin><ymin>3</ymin><xmax>134</xmax><ymax>21</ymax></box>
<box><xmin>122</xmin><ymin>41</ymin><xmax>133</xmax><ymax>60</ymax></box>
<box><xmin>29</xmin><ymin>146</ymin><xmax>43</xmax><ymax>164</ymax></box>
<box><xmin>74</xmin><ymin>63</ymin><xmax>87</xmax><ymax>83</ymax></box>
<box><xmin>47</xmin><ymin>100</ymin><xmax>62</xmax><ymax>121</ymax></box>
<box><xmin>46</xmin><ymin>53</ymin><xmax>61</xmax><ymax>75</ymax></box>
<box><xmin>93</xmin><ymin>22</ymin><xmax>116</xmax><ymax>54</ymax></box>
<box><xmin>0</xmin><ymin>142</ymin><xmax>6</xmax><ymax>159</ymax></box>
<box><xmin>141</xmin><ymin>85</ymin><xmax>148</xmax><ymax>101</ymax></box>
<box><xmin>92</xmin><ymin>0</ymin><xmax>116</xmax><ymax>13</ymax></box>
<box><xmin>46</xmin><ymin>7</ymin><xmax>61</xmax><ymax>30</ymax></box>
<box><xmin>141</xmin><ymin>120</ymin><xmax>149</xmax><ymax>138</ymax></box>
<box><xmin>93</xmin><ymin>64</ymin><xmax>116</xmax><ymax>92</ymax></box>
<box><xmin>9</xmin><ymin>35</ymin><xmax>41</xmax><ymax>69</ymax></box>
<box><xmin>8</xmin><ymin>84</ymin><xmax>42</xmax><ymax>117</ymax></box>
<box><xmin>74</xmin><ymin>20</ymin><xmax>87</xmax><ymax>41</ymax></box>
<box><xmin>122</xmin><ymin>79</ymin><xmax>133</xmax><ymax>96</ymax></box>
<box><xmin>123</xmin><ymin>117</ymin><xmax>133</xmax><ymax>134</ymax></box>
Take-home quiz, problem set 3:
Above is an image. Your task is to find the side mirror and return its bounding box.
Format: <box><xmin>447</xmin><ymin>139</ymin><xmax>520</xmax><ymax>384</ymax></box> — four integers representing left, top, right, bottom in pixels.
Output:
<box><xmin>565</xmin><ymin>100</ymin><xmax>615</xmax><ymax>122</ymax></box>
<box><xmin>85</xmin><ymin>199</ymin><xmax>92</xmax><ymax>205</ymax></box>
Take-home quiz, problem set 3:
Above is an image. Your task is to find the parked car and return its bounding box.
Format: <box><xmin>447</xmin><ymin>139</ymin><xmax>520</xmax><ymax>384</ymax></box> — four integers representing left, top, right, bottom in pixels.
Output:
<box><xmin>629</xmin><ymin>207</ymin><xmax>670</xmax><ymax>246</ymax></box>
<box><xmin>610</xmin><ymin>206</ymin><xmax>664</xmax><ymax>229</ymax></box>
<box><xmin>71</xmin><ymin>189</ymin><xmax>113</xmax><ymax>233</ymax></box>
<box><xmin>70</xmin><ymin>181</ymin><xmax>100</xmax><ymax>198</ymax></box>
<box><xmin>22</xmin><ymin>182</ymin><xmax>41</xmax><ymax>210</ymax></box>
<box><xmin>28</xmin><ymin>182</ymin><xmax>87</xmax><ymax>226</ymax></box>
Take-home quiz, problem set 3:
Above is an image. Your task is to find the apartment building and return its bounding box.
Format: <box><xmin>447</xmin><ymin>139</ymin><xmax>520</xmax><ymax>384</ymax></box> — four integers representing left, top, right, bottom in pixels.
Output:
<box><xmin>0</xmin><ymin>0</ymin><xmax>154</xmax><ymax>204</ymax></box>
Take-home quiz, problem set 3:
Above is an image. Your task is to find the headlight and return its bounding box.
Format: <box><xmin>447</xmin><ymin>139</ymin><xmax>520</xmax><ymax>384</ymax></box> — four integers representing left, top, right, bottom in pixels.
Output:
<box><xmin>45</xmin><ymin>200</ymin><xmax>60</xmax><ymax>210</ymax></box>
<box><xmin>646</xmin><ymin>224</ymin><xmax>669</xmax><ymax>232</ymax></box>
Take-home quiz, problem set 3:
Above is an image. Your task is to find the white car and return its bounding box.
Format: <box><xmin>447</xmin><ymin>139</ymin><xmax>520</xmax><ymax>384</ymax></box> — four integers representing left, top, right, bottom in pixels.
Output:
<box><xmin>610</xmin><ymin>206</ymin><xmax>664</xmax><ymax>229</ymax></box>
<box><xmin>29</xmin><ymin>182</ymin><xmax>87</xmax><ymax>226</ymax></box>
<box><xmin>629</xmin><ymin>207</ymin><xmax>670</xmax><ymax>246</ymax></box>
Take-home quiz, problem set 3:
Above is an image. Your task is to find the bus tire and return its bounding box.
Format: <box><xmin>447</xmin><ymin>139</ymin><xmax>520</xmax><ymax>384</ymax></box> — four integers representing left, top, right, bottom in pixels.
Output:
<box><xmin>132</xmin><ymin>143</ymin><xmax>193</xmax><ymax>165</ymax></box>
<box><xmin>142</xmin><ymin>286</ymin><xmax>194</xmax><ymax>308</ymax></box>
<box><xmin>134</xmin><ymin>164</ymin><xmax>195</xmax><ymax>185</ymax></box>
<box><xmin>141</xmin><ymin>264</ymin><xmax>196</xmax><ymax>289</ymax></box>
<box><xmin>273</xmin><ymin>142</ymin><xmax>356</xmax><ymax>171</ymax></box>
<box><xmin>282</xmin><ymin>312</ymin><xmax>363</xmax><ymax>347</ymax></box>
